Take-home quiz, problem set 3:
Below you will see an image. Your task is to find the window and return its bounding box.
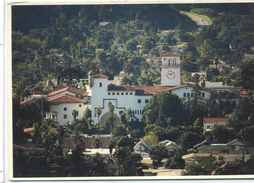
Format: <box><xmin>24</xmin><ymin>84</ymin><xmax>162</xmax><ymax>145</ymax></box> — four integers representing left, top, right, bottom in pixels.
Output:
<box><xmin>202</xmin><ymin>93</ymin><xmax>205</xmax><ymax>97</ymax></box>
<box><xmin>117</xmin><ymin>92</ymin><xmax>119</xmax><ymax>95</ymax></box>
<box><xmin>64</xmin><ymin>114</ymin><xmax>67</xmax><ymax>119</ymax></box>
<box><xmin>52</xmin><ymin>114</ymin><xmax>57</xmax><ymax>120</ymax></box>
<box><xmin>138</xmin><ymin>99</ymin><xmax>142</xmax><ymax>103</ymax></box>
<box><xmin>187</xmin><ymin>93</ymin><xmax>190</xmax><ymax>97</ymax></box>
<box><xmin>130</xmin><ymin>92</ymin><xmax>133</xmax><ymax>95</ymax></box>
<box><xmin>126</xmin><ymin>92</ymin><xmax>128</xmax><ymax>95</ymax></box>
<box><xmin>191</xmin><ymin>93</ymin><xmax>194</xmax><ymax>97</ymax></box>
<box><xmin>99</xmin><ymin>82</ymin><xmax>102</xmax><ymax>87</ymax></box>
<box><xmin>64</xmin><ymin>107</ymin><xmax>67</xmax><ymax>111</ymax></box>
<box><xmin>121</xmin><ymin>92</ymin><xmax>124</xmax><ymax>95</ymax></box>
<box><xmin>108</xmin><ymin>92</ymin><xmax>111</xmax><ymax>95</ymax></box>
<box><xmin>183</xmin><ymin>93</ymin><xmax>186</xmax><ymax>97</ymax></box>
<box><xmin>145</xmin><ymin>99</ymin><xmax>149</xmax><ymax>103</ymax></box>
<box><xmin>79</xmin><ymin>104</ymin><xmax>82</xmax><ymax>107</ymax></box>
<box><xmin>112</xmin><ymin>92</ymin><xmax>115</xmax><ymax>95</ymax></box>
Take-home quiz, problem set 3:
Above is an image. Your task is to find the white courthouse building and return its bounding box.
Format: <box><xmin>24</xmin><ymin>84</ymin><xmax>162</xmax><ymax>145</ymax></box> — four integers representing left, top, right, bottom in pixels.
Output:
<box><xmin>91</xmin><ymin>54</ymin><xmax>211</xmax><ymax>123</ymax></box>
<box><xmin>21</xmin><ymin>54</ymin><xmax>211</xmax><ymax>125</ymax></box>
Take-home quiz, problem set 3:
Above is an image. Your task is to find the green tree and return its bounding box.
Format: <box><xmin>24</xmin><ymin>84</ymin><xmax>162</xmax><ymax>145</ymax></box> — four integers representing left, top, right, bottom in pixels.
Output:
<box><xmin>238</xmin><ymin>58</ymin><xmax>254</xmax><ymax>90</ymax></box>
<box><xmin>164</xmin><ymin>149</ymin><xmax>185</xmax><ymax>169</ymax></box>
<box><xmin>99</xmin><ymin>102</ymin><xmax>120</xmax><ymax>133</ymax></box>
<box><xmin>126</xmin><ymin>38</ymin><xmax>139</xmax><ymax>51</ymax></box>
<box><xmin>185</xmin><ymin>155</ymin><xmax>217</xmax><ymax>175</ymax></box>
<box><xmin>150</xmin><ymin>145</ymin><xmax>170</xmax><ymax>167</ymax></box>
<box><xmin>212</xmin><ymin>126</ymin><xmax>235</xmax><ymax>143</ymax></box>
<box><xmin>143</xmin><ymin>93</ymin><xmax>190</xmax><ymax>127</ymax></box>
<box><xmin>180</xmin><ymin>131</ymin><xmax>204</xmax><ymax>151</ymax></box>
<box><xmin>239</xmin><ymin>125</ymin><xmax>254</xmax><ymax>146</ymax></box>
<box><xmin>230</xmin><ymin>97</ymin><xmax>254</xmax><ymax>131</ymax></box>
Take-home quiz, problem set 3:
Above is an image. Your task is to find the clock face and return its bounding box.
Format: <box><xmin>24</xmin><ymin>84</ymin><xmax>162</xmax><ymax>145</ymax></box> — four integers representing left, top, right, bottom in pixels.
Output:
<box><xmin>166</xmin><ymin>70</ymin><xmax>176</xmax><ymax>79</ymax></box>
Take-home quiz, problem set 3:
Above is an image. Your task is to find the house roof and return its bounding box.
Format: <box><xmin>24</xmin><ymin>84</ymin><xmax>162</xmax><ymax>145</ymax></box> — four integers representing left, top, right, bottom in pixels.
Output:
<box><xmin>48</xmin><ymin>95</ymin><xmax>83</xmax><ymax>104</ymax></box>
<box><xmin>24</xmin><ymin>127</ymin><xmax>34</xmax><ymax>135</ymax></box>
<box><xmin>93</xmin><ymin>73</ymin><xmax>109</xmax><ymax>79</ymax></box>
<box><xmin>108</xmin><ymin>84</ymin><xmax>176</xmax><ymax>95</ymax></box>
<box><xmin>203</xmin><ymin>117</ymin><xmax>228</xmax><ymax>124</ymax></box>
<box><xmin>240</xmin><ymin>89</ymin><xmax>249</xmax><ymax>97</ymax></box>
<box><xmin>48</xmin><ymin>85</ymin><xmax>85</xmax><ymax>97</ymax></box>
<box><xmin>160</xmin><ymin>52</ymin><xmax>179</xmax><ymax>57</ymax></box>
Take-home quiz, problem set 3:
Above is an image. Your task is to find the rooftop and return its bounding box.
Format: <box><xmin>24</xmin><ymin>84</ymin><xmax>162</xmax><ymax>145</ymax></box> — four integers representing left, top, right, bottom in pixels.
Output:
<box><xmin>93</xmin><ymin>73</ymin><xmax>109</xmax><ymax>79</ymax></box>
<box><xmin>203</xmin><ymin>117</ymin><xmax>228</xmax><ymax>124</ymax></box>
<box><xmin>48</xmin><ymin>85</ymin><xmax>85</xmax><ymax>97</ymax></box>
<box><xmin>107</xmin><ymin>84</ymin><xmax>176</xmax><ymax>95</ymax></box>
<box><xmin>48</xmin><ymin>95</ymin><xmax>84</xmax><ymax>104</ymax></box>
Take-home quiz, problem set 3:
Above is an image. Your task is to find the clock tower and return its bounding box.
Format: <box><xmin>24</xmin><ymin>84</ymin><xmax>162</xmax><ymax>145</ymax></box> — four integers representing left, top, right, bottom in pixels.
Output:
<box><xmin>161</xmin><ymin>54</ymin><xmax>181</xmax><ymax>86</ymax></box>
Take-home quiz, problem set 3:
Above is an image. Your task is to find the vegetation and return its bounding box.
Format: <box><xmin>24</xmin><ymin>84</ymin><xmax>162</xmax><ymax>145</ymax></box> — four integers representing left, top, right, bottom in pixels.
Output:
<box><xmin>12</xmin><ymin>4</ymin><xmax>254</xmax><ymax>177</ymax></box>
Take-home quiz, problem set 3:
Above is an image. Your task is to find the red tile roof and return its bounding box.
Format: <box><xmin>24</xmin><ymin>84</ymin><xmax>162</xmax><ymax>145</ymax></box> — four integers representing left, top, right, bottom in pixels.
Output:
<box><xmin>24</xmin><ymin>127</ymin><xmax>34</xmax><ymax>135</ymax></box>
<box><xmin>132</xmin><ymin>85</ymin><xmax>176</xmax><ymax>95</ymax></box>
<box><xmin>48</xmin><ymin>85</ymin><xmax>85</xmax><ymax>97</ymax></box>
<box><xmin>160</xmin><ymin>52</ymin><xmax>179</xmax><ymax>57</ymax></box>
<box><xmin>93</xmin><ymin>73</ymin><xmax>108</xmax><ymax>79</ymax></box>
<box><xmin>48</xmin><ymin>95</ymin><xmax>83</xmax><ymax>104</ymax></box>
<box><xmin>203</xmin><ymin>117</ymin><xmax>228</xmax><ymax>124</ymax></box>
<box><xmin>108</xmin><ymin>84</ymin><xmax>176</xmax><ymax>95</ymax></box>
<box><xmin>240</xmin><ymin>89</ymin><xmax>249</xmax><ymax>97</ymax></box>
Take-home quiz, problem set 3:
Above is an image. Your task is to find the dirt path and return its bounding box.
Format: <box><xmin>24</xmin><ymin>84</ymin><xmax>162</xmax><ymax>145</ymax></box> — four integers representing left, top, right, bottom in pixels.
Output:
<box><xmin>180</xmin><ymin>11</ymin><xmax>212</xmax><ymax>26</ymax></box>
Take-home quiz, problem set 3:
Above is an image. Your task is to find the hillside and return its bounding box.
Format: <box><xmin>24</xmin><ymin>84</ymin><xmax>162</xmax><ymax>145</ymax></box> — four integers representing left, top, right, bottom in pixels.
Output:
<box><xmin>12</xmin><ymin>4</ymin><xmax>254</xmax><ymax>98</ymax></box>
<box><xmin>180</xmin><ymin>11</ymin><xmax>212</xmax><ymax>26</ymax></box>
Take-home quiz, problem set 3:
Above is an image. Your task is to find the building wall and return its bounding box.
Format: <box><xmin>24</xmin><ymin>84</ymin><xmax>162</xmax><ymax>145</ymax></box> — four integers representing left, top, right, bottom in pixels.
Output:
<box><xmin>203</xmin><ymin>122</ymin><xmax>227</xmax><ymax>132</ymax></box>
<box><xmin>91</xmin><ymin>78</ymin><xmax>152</xmax><ymax>123</ymax></box>
<box><xmin>171</xmin><ymin>86</ymin><xmax>211</xmax><ymax>101</ymax></box>
<box><xmin>49</xmin><ymin>103</ymin><xmax>88</xmax><ymax>125</ymax></box>
<box><xmin>91</xmin><ymin>79</ymin><xmax>211</xmax><ymax>124</ymax></box>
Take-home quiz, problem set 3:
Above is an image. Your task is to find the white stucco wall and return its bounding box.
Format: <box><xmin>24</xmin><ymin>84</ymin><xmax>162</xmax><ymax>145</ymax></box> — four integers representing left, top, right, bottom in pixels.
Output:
<box><xmin>91</xmin><ymin>78</ymin><xmax>152</xmax><ymax>123</ymax></box>
<box><xmin>91</xmin><ymin>79</ymin><xmax>211</xmax><ymax>124</ymax></box>
<box><xmin>203</xmin><ymin>122</ymin><xmax>227</xmax><ymax>132</ymax></box>
<box><xmin>49</xmin><ymin>103</ymin><xmax>88</xmax><ymax>125</ymax></box>
<box><xmin>171</xmin><ymin>86</ymin><xmax>211</xmax><ymax>101</ymax></box>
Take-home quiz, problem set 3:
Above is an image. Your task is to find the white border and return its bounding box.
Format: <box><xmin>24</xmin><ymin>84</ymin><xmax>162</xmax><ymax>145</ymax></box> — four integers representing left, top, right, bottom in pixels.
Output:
<box><xmin>4</xmin><ymin>0</ymin><xmax>254</xmax><ymax>181</ymax></box>
<box><xmin>5</xmin><ymin>0</ymin><xmax>254</xmax><ymax>4</ymax></box>
<box><xmin>0</xmin><ymin>0</ymin><xmax>4</xmax><ymax>181</ymax></box>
